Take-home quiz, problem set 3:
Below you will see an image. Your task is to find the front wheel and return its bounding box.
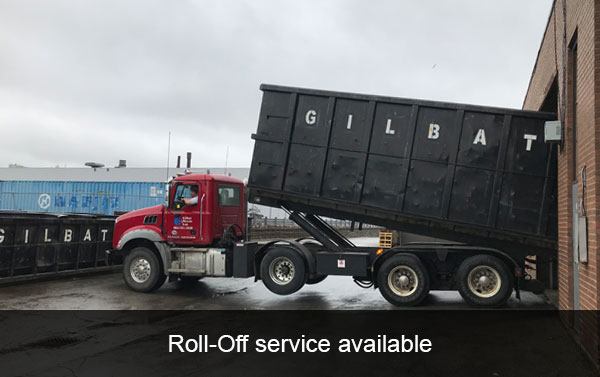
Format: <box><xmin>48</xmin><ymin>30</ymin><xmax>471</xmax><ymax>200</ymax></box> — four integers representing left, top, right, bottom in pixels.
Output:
<box><xmin>377</xmin><ymin>254</ymin><xmax>430</xmax><ymax>306</ymax></box>
<box><xmin>456</xmin><ymin>255</ymin><xmax>513</xmax><ymax>308</ymax></box>
<box><xmin>260</xmin><ymin>247</ymin><xmax>307</xmax><ymax>295</ymax></box>
<box><xmin>123</xmin><ymin>247</ymin><xmax>166</xmax><ymax>292</ymax></box>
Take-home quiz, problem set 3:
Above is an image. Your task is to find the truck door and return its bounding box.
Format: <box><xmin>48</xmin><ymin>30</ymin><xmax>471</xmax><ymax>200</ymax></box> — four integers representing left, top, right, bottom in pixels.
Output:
<box><xmin>165</xmin><ymin>182</ymin><xmax>202</xmax><ymax>243</ymax></box>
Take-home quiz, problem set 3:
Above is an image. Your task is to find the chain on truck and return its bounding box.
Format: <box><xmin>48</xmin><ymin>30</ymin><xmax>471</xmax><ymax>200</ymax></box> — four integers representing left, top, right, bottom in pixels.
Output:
<box><xmin>109</xmin><ymin>84</ymin><xmax>559</xmax><ymax>308</ymax></box>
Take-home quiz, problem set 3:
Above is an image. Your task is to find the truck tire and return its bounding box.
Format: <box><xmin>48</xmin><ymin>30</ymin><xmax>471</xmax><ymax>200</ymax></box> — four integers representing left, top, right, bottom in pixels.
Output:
<box><xmin>123</xmin><ymin>247</ymin><xmax>166</xmax><ymax>293</ymax></box>
<box><xmin>456</xmin><ymin>254</ymin><xmax>513</xmax><ymax>308</ymax></box>
<box><xmin>377</xmin><ymin>254</ymin><xmax>430</xmax><ymax>306</ymax></box>
<box><xmin>306</xmin><ymin>275</ymin><xmax>327</xmax><ymax>285</ymax></box>
<box><xmin>260</xmin><ymin>247</ymin><xmax>307</xmax><ymax>295</ymax></box>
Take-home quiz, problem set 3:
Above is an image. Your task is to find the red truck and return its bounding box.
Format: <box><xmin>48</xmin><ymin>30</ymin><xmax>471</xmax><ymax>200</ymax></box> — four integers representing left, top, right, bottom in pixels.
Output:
<box><xmin>110</xmin><ymin>84</ymin><xmax>558</xmax><ymax>307</ymax></box>
<box><xmin>112</xmin><ymin>173</ymin><xmax>247</xmax><ymax>292</ymax></box>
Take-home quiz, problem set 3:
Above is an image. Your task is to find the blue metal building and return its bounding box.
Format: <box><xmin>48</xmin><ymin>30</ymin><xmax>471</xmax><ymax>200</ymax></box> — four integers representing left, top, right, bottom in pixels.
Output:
<box><xmin>0</xmin><ymin>167</ymin><xmax>287</xmax><ymax>217</ymax></box>
<box><xmin>0</xmin><ymin>180</ymin><xmax>166</xmax><ymax>215</ymax></box>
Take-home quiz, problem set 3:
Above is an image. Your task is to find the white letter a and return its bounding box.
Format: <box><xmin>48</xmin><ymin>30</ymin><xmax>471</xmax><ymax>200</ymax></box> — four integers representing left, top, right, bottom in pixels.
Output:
<box><xmin>473</xmin><ymin>129</ymin><xmax>486</xmax><ymax>145</ymax></box>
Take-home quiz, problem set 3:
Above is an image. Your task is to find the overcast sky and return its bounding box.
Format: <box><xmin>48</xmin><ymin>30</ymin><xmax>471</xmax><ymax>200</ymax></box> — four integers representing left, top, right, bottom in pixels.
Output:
<box><xmin>1</xmin><ymin>0</ymin><xmax>553</xmax><ymax>168</ymax></box>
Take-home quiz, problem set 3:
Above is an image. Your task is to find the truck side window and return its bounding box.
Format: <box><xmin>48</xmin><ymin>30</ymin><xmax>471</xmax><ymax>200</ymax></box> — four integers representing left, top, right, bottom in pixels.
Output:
<box><xmin>218</xmin><ymin>186</ymin><xmax>240</xmax><ymax>206</ymax></box>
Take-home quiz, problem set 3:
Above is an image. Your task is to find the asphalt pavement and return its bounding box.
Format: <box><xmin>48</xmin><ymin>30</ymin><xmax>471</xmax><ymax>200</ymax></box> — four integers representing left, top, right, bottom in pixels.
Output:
<box><xmin>0</xmin><ymin>268</ymin><xmax>554</xmax><ymax>310</ymax></box>
<box><xmin>0</xmin><ymin>237</ymin><xmax>555</xmax><ymax>310</ymax></box>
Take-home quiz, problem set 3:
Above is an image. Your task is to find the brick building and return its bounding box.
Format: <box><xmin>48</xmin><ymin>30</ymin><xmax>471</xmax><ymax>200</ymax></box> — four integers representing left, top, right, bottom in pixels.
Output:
<box><xmin>523</xmin><ymin>0</ymin><xmax>599</xmax><ymax>365</ymax></box>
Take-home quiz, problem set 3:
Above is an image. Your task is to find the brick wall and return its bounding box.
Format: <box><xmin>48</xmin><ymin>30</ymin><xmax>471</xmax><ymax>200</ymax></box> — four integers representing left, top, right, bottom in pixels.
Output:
<box><xmin>523</xmin><ymin>0</ymin><xmax>598</xmax><ymax>365</ymax></box>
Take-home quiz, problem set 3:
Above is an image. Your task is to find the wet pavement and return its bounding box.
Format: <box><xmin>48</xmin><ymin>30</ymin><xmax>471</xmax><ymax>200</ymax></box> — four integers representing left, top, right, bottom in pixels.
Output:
<box><xmin>0</xmin><ymin>237</ymin><xmax>554</xmax><ymax>310</ymax></box>
<box><xmin>0</xmin><ymin>238</ymin><xmax>552</xmax><ymax>310</ymax></box>
<box><xmin>0</xmin><ymin>268</ymin><xmax>553</xmax><ymax>310</ymax></box>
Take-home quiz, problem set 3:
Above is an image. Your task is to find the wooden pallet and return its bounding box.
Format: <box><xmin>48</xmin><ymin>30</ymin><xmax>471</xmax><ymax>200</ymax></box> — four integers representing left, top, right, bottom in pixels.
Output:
<box><xmin>379</xmin><ymin>230</ymin><xmax>393</xmax><ymax>248</ymax></box>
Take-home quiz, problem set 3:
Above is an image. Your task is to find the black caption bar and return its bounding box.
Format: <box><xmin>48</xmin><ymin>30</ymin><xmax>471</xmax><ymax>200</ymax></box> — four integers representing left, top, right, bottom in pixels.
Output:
<box><xmin>0</xmin><ymin>310</ymin><xmax>596</xmax><ymax>377</ymax></box>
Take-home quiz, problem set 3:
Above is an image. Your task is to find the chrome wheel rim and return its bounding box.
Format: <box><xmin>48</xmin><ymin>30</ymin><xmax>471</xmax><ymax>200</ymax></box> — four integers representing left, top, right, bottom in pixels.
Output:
<box><xmin>130</xmin><ymin>258</ymin><xmax>151</xmax><ymax>283</ymax></box>
<box><xmin>269</xmin><ymin>257</ymin><xmax>295</xmax><ymax>285</ymax></box>
<box><xmin>388</xmin><ymin>265</ymin><xmax>418</xmax><ymax>296</ymax></box>
<box><xmin>467</xmin><ymin>265</ymin><xmax>501</xmax><ymax>298</ymax></box>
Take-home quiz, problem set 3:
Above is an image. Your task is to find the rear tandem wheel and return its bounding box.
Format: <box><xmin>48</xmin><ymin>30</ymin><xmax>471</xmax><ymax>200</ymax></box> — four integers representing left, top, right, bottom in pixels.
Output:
<box><xmin>377</xmin><ymin>254</ymin><xmax>430</xmax><ymax>307</ymax></box>
<box><xmin>456</xmin><ymin>254</ymin><xmax>514</xmax><ymax>308</ymax></box>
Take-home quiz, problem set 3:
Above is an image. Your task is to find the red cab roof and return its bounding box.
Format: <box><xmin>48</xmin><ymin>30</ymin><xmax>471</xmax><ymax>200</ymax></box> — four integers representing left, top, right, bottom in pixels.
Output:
<box><xmin>173</xmin><ymin>173</ymin><xmax>244</xmax><ymax>184</ymax></box>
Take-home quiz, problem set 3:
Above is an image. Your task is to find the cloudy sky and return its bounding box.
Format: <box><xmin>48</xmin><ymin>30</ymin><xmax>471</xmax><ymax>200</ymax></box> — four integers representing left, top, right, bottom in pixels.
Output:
<box><xmin>1</xmin><ymin>0</ymin><xmax>553</xmax><ymax>168</ymax></box>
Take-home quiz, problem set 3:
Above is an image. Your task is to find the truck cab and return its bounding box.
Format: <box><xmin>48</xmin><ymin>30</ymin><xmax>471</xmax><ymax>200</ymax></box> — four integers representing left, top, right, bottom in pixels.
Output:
<box><xmin>163</xmin><ymin>174</ymin><xmax>245</xmax><ymax>245</ymax></box>
<box><xmin>111</xmin><ymin>173</ymin><xmax>249</xmax><ymax>292</ymax></box>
